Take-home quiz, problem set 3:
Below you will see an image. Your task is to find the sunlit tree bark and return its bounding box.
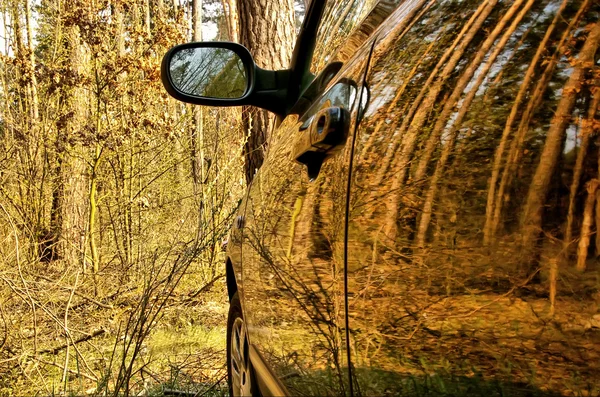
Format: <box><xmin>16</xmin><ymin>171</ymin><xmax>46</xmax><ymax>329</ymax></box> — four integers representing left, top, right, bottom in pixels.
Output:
<box><xmin>24</xmin><ymin>0</ymin><xmax>38</xmax><ymax>121</ymax></box>
<box><xmin>374</xmin><ymin>0</ymin><xmax>496</xmax><ymax>189</ymax></box>
<box><xmin>565</xmin><ymin>94</ymin><xmax>600</xmax><ymax>251</ymax></box>
<box><xmin>492</xmin><ymin>0</ymin><xmax>592</xmax><ymax>240</ymax></box>
<box><xmin>191</xmin><ymin>0</ymin><xmax>203</xmax><ymax>186</ymax></box>
<box><xmin>358</xmin><ymin>1</ymin><xmax>434</xmax><ymax>162</ymax></box>
<box><xmin>237</xmin><ymin>0</ymin><xmax>295</xmax><ymax>184</ymax></box>
<box><xmin>416</xmin><ymin>0</ymin><xmax>535</xmax><ymax>247</ymax></box>
<box><xmin>222</xmin><ymin>0</ymin><xmax>238</xmax><ymax>41</ymax></box>
<box><xmin>413</xmin><ymin>0</ymin><xmax>529</xmax><ymax>186</ymax></box>
<box><xmin>483</xmin><ymin>0</ymin><xmax>568</xmax><ymax>246</ymax></box>
<box><xmin>577</xmin><ymin>179</ymin><xmax>599</xmax><ymax>271</ymax></box>
<box><xmin>382</xmin><ymin>0</ymin><xmax>497</xmax><ymax>240</ymax></box>
<box><xmin>521</xmin><ymin>22</ymin><xmax>600</xmax><ymax>265</ymax></box>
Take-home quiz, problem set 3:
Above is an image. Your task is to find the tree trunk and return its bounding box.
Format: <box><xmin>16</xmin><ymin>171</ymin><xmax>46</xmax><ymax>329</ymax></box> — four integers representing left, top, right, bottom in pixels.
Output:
<box><xmin>237</xmin><ymin>0</ymin><xmax>295</xmax><ymax>184</ymax></box>
<box><xmin>191</xmin><ymin>0</ymin><xmax>203</xmax><ymax>186</ymax></box>
<box><xmin>156</xmin><ymin>0</ymin><xmax>164</xmax><ymax>19</ymax></box>
<box><xmin>144</xmin><ymin>0</ymin><xmax>151</xmax><ymax>34</ymax></box>
<box><xmin>222</xmin><ymin>0</ymin><xmax>238</xmax><ymax>41</ymax></box>
<box><xmin>521</xmin><ymin>22</ymin><xmax>600</xmax><ymax>261</ymax></box>
<box><xmin>24</xmin><ymin>0</ymin><xmax>38</xmax><ymax>122</ymax></box>
<box><xmin>374</xmin><ymin>0</ymin><xmax>496</xmax><ymax>189</ymax></box>
<box><xmin>412</xmin><ymin>0</ymin><xmax>530</xmax><ymax>185</ymax></box>
<box><xmin>549</xmin><ymin>257</ymin><xmax>557</xmax><ymax>315</ymax></box>
<box><xmin>577</xmin><ymin>180</ymin><xmax>599</xmax><ymax>271</ymax></box>
<box><xmin>415</xmin><ymin>0</ymin><xmax>535</xmax><ymax>246</ymax></box>
<box><xmin>88</xmin><ymin>144</ymin><xmax>102</xmax><ymax>295</ymax></box>
<box><xmin>483</xmin><ymin>0</ymin><xmax>568</xmax><ymax>246</ymax></box>
<box><xmin>566</xmin><ymin>94</ymin><xmax>600</xmax><ymax>251</ymax></box>
<box><xmin>493</xmin><ymin>0</ymin><xmax>591</xmax><ymax>241</ymax></box>
<box><xmin>593</xmin><ymin>92</ymin><xmax>600</xmax><ymax>257</ymax></box>
<box><xmin>359</xmin><ymin>15</ymin><xmax>436</xmax><ymax>162</ymax></box>
<box><xmin>382</xmin><ymin>0</ymin><xmax>498</xmax><ymax>240</ymax></box>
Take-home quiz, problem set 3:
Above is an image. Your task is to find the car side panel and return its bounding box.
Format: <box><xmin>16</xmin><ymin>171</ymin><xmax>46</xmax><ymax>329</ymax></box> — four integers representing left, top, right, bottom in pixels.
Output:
<box><xmin>346</xmin><ymin>0</ymin><xmax>600</xmax><ymax>395</ymax></box>
<box><xmin>234</xmin><ymin>1</ymin><xmax>409</xmax><ymax>394</ymax></box>
<box><xmin>240</xmin><ymin>52</ymin><xmax>371</xmax><ymax>395</ymax></box>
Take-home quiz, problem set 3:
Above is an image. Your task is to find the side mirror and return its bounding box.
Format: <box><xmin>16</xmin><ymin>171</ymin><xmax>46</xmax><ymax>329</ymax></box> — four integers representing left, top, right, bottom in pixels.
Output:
<box><xmin>161</xmin><ymin>42</ymin><xmax>291</xmax><ymax>115</ymax></box>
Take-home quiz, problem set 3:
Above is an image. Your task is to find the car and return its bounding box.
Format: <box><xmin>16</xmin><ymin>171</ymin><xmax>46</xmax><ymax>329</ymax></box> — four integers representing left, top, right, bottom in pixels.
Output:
<box><xmin>162</xmin><ymin>0</ymin><xmax>600</xmax><ymax>396</ymax></box>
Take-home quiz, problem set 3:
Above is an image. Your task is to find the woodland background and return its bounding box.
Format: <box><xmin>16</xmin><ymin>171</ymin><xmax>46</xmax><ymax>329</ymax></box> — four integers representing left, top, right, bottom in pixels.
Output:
<box><xmin>3</xmin><ymin>0</ymin><xmax>600</xmax><ymax>395</ymax></box>
<box><xmin>0</xmin><ymin>0</ymin><xmax>301</xmax><ymax>395</ymax></box>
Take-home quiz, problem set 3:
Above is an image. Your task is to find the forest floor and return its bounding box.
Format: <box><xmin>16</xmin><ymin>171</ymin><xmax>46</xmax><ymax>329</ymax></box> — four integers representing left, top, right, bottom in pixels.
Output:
<box><xmin>120</xmin><ymin>283</ymin><xmax>600</xmax><ymax>396</ymax></box>
<box><xmin>147</xmin><ymin>290</ymin><xmax>229</xmax><ymax>396</ymax></box>
<box><xmin>0</xmin><ymin>276</ymin><xmax>231</xmax><ymax>396</ymax></box>
<box><xmin>376</xmin><ymin>289</ymin><xmax>600</xmax><ymax>396</ymax></box>
<box><xmin>130</xmin><ymin>281</ymin><xmax>230</xmax><ymax>396</ymax></box>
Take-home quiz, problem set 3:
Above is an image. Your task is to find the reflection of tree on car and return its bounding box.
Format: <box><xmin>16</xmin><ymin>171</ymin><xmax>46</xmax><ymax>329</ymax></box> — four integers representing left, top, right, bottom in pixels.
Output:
<box><xmin>162</xmin><ymin>0</ymin><xmax>600</xmax><ymax>395</ymax></box>
<box><xmin>169</xmin><ymin>47</ymin><xmax>246</xmax><ymax>98</ymax></box>
<box><xmin>203</xmin><ymin>54</ymin><xmax>246</xmax><ymax>98</ymax></box>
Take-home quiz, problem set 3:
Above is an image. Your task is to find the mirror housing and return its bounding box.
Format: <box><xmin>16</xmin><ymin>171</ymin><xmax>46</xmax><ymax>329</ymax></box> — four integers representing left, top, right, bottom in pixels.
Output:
<box><xmin>161</xmin><ymin>42</ymin><xmax>291</xmax><ymax>115</ymax></box>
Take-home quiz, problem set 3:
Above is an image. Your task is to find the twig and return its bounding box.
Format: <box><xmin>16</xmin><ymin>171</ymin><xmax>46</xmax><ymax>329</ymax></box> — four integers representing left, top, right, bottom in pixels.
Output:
<box><xmin>0</xmin><ymin>303</ymin><xmax>8</xmax><ymax>350</ymax></box>
<box><xmin>0</xmin><ymin>203</ymin><xmax>38</xmax><ymax>353</ymax></box>
<box><xmin>38</xmin><ymin>328</ymin><xmax>106</xmax><ymax>355</ymax></box>
<box><xmin>439</xmin><ymin>268</ymin><xmax>541</xmax><ymax>320</ymax></box>
<box><xmin>184</xmin><ymin>274</ymin><xmax>225</xmax><ymax>301</ymax></box>
<box><xmin>62</xmin><ymin>272</ymin><xmax>79</xmax><ymax>387</ymax></box>
<box><xmin>36</xmin><ymin>274</ymin><xmax>113</xmax><ymax>309</ymax></box>
<box><xmin>195</xmin><ymin>373</ymin><xmax>227</xmax><ymax>397</ymax></box>
<box><xmin>377</xmin><ymin>323</ymin><xmax>422</xmax><ymax>341</ymax></box>
<box><xmin>406</xmin><ymin>309</ymin><xmax>442</xmax><ymax>337</ymax></box>
<box><xmin>35</xmin><ymin>358</ymin><xmax>97</xmax><ymax>381</ymax></box>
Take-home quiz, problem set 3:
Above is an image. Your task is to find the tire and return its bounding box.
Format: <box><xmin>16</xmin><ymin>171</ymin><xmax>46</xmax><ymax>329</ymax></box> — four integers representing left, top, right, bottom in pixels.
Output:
<box><xmin>227</xmin><ymin>292</ymin><xmax>259</xmax><ymax>397</ymax></box>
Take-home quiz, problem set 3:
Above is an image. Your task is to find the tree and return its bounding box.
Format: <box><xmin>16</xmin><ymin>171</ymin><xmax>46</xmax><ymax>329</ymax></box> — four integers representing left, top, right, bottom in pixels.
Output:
<box><xmin>191</xmin><ymin>0</ymin><xmax>203</xmax><ymax>186</ymax></box>
<box><xmin>488</xmin><ymin>0</ymin><xmax>592</xmax><ymax>245</ymax></box>
<box><xmin>416</xmin><ymin>0</ymin><xmax>536</xmax><ymax>247</ymax></box>
<box><xmin>380</xmin><ymin>0</ymin><xmax>498</xmax><ymax>240</ymax></box>
<box><xmin>0</xmin><ymin>0</ymin><xmax>245</xmax><ymax>393</ymax></box>
<box><xmin>521</xmin><ymin>21</ymin><xmax>600</xmax><ymax>267</ymax></box>
<box><xmin>483</xmin><ymin>0</ymin><xmax>569</xmax><ymax>246</ymax></box>
<box><xmin>237</xmin><ymin>0</ymin><xmax>295</xmax><ymax>184</ymax></box>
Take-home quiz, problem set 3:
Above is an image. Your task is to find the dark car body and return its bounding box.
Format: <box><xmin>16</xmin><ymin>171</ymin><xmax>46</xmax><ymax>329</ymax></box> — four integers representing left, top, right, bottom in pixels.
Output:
<box><xmin>164</xmin><ymin>0</ymin><xmax>600</xmax><ymax>395</ymax></box>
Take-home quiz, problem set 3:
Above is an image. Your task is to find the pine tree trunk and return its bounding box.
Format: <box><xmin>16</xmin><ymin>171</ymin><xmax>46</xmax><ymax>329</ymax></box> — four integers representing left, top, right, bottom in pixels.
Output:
<box><xmin>521</xmin><ymin>22</ymin><xmax>600</xmax><ymax>263</ymax></box>
<box><xmin>549</xmin><ymin>257</ymin><xmax>557</xmax><ymax>315</ymax></box>
<box><xmin>483</xmin><ymin>0</ymin><xmax>568</xmax><ymax>246</ymax></box>
<box><xmin>493</xmin><ymin>0</ymin><xmax>592</xmax><ymax>240</ymax></box>
<box><xmin>359</xmin><ymin>30</ymin><xmax>436</xmax><ymax>162</ymax></box>
<box><xmin>382</xmin><ymin>0</ymin><xmax>498</xmax><ymax>240</ymax></box>
<box><xmin>374</xmin><ymin>0</ymin><xmax>496</xmax><ymax>190</ymax></box>
<box><xmin>413</xmin><ymin>0</ymin><xmax>529</xmax><ymax>185</ymax></box>
<box><xmin>222</xmin><ymin>0</ymin><xmax>238</xmax><ymax>41</ymax></box>
<box><xmin>566</xmin><ymin>94</ymin><xmax>600</xmax><ymax>251</ymax></box>
<box><xmin>415</xmin><ymin>0</ymin><xmax>535</xmax><ymax>246</ymax></box>
<box><xmin>593</xmin><ymin>92</ymin><xmax>600</xmax><ymax>257</ymax></box>
<box><xmin>577</xmin><ymin>179</ymin><xmax>599</xmax><ymax>271</ymax></box>
<box><xmin>237</xmin><ymin>0</ymin><xmax>295</xmax><ymax>184</ymax></box>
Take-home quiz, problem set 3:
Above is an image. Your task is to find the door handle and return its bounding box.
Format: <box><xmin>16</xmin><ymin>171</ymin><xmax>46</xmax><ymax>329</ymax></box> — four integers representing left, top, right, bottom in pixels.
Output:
<box><xmin>293</xmin><ymin>106</ymin><xmax>350</xmax><ymax>179</ymax></box>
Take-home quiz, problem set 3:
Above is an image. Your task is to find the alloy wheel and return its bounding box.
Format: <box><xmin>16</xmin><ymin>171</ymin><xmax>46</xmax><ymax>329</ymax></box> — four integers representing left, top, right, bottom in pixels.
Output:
<box><xmin>230</xmin><ymin>317</ymin><xmax>252</xmax><ymax>396</ymax></box>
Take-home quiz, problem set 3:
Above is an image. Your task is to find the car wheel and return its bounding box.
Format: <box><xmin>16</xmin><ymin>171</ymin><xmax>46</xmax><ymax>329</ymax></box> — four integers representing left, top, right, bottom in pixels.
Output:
<box><xmin>227</xmin><ymin>292</ymin><xmax>257</xmax><ymax>397</ymax></box>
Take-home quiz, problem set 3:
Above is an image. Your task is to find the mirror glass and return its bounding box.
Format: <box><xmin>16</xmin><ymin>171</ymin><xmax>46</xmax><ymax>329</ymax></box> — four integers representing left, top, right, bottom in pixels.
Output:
<box><xmin>169</xmin><ymin>47</ymin><xmax>248</xmax><ymax>99</ymax></box>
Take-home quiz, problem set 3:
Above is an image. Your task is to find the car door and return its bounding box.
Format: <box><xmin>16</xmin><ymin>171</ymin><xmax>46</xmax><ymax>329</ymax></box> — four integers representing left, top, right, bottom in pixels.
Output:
<box><xmin>346</xmin><ymin>0</ymin><xmax>600</xmax><ymax>395</ymax></box>
<box><xmin>238</xmin><ymin>1</ymin><xmax>390</xmax><ymax>395</ymax></box>
<box><xmin>240</xmin><ymin>50</ymin><xmax>369</xmax><ymax>397</ymax></box>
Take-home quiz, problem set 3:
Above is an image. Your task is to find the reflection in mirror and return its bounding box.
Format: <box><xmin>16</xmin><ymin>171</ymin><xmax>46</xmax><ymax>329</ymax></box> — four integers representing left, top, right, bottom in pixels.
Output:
<box><xmin>169</xmin><ymin>47</ymin><xmax>248</xmax><ymax>99</ymax></box>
